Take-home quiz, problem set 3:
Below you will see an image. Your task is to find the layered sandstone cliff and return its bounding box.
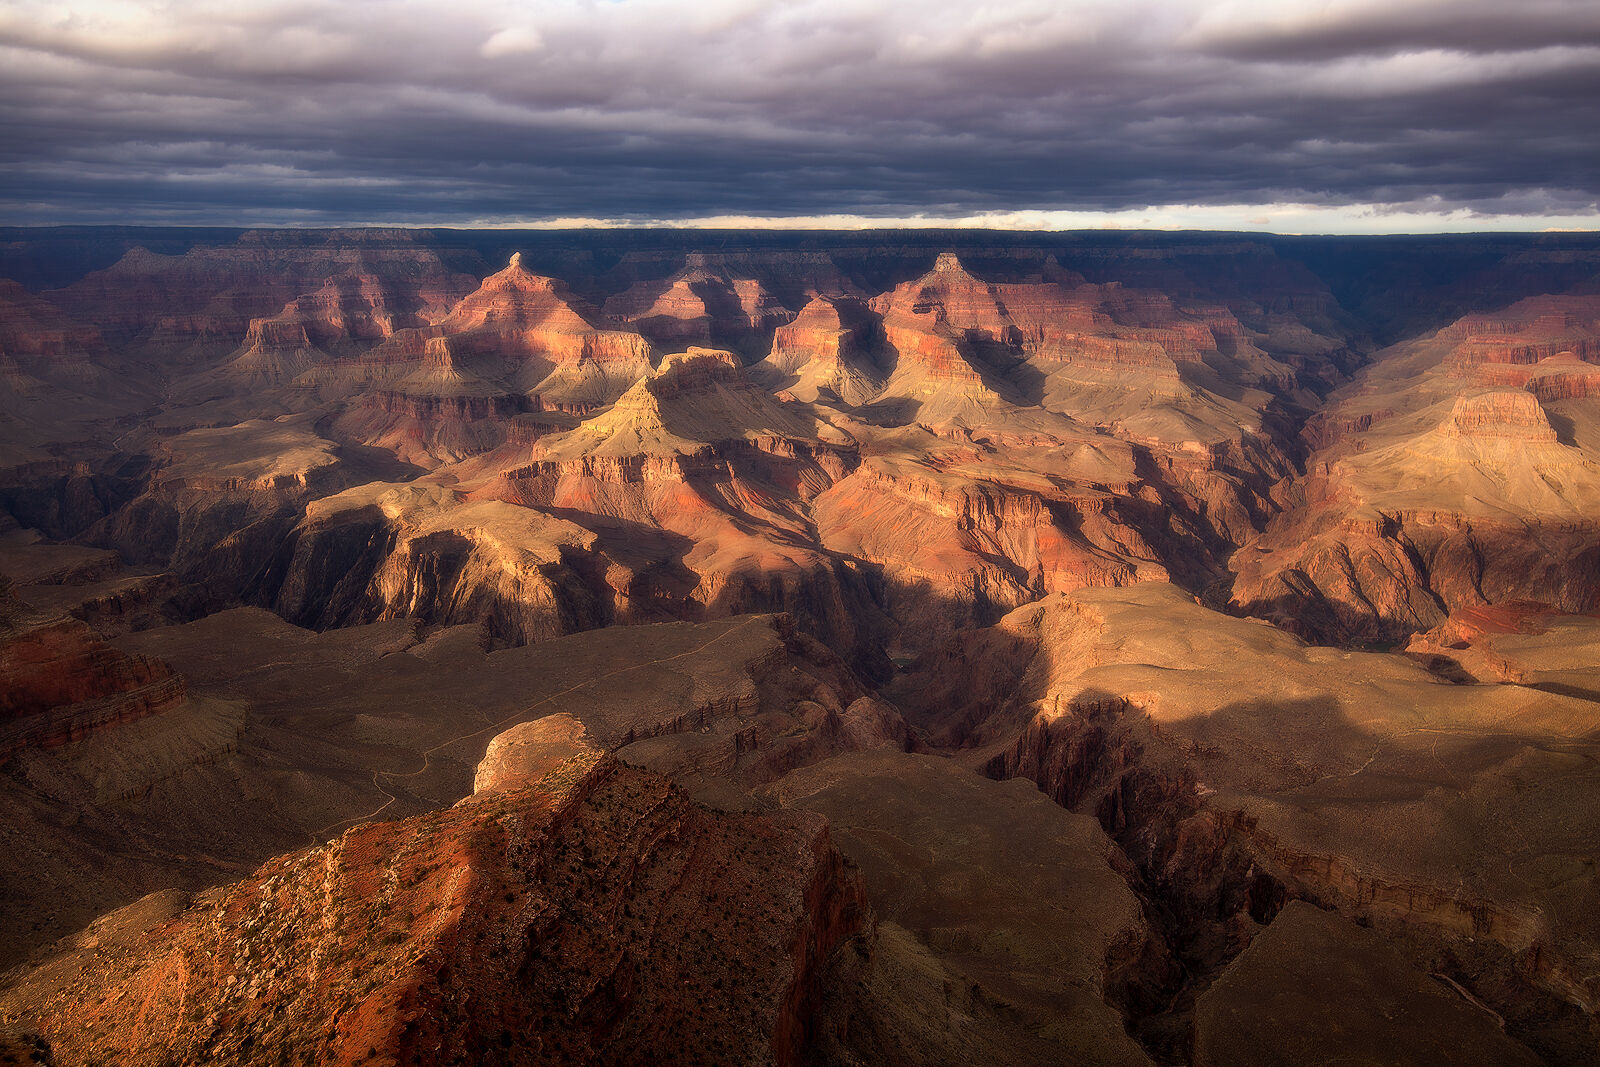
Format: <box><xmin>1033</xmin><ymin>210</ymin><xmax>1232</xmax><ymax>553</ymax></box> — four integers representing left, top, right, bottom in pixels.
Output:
<box><xmin>0</xmin><ymin>580</ymin><xmax>184</xmax><ymax>755</ymax></box>
<box><xmin>1232</xmin><ymin>294</ymin><xmax>1600</xmax><ymax>644</ymax></box>
<box><xmin>604</xmin><ymin>260</ymin><xmax>797</xmax><ymax>355</ymax></box>
<box><xmin>329</xmin><ymin>254</ymin><xmax>653</xmax><ymax>420</ymax></box>
<box><xmin>0</xmin><ymin>281</ymin><xmax>105</xmax><ymax>386</ymax></box>
<box><xmin>759</xmin><ymin>295</ymin><xmax>885</xmax><ymax>406</ymax></box>
<box><xmin>49</xmin><ymin>236</ymin><xmax>476</xmax><ymax>367</ymax></box>
<box><xmin>331</xmin><ymin>338</ymin><xmax>526</xmax><ymax>467</ymax></box>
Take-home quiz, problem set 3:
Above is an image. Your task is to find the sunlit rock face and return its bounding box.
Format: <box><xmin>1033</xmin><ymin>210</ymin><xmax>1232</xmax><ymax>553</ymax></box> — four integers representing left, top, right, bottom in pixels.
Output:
<box><xmin>0</xmin><ymin>716</ymin><xmax>865</xmax><ymax>1067</ymax></box>
<box><xmin>339</xmin><ymin>254</ymin><xmax>655</xmax><ymax>417</ymax></box>
<box><xmin>4</xmin><ymin>229</ymin><xmax>1600</xmax><ymax>1065</ymax></box>
<box><xmin>1232</xmin><ymin>293</ymin><xmax>1600</xmax><ymax>645</ymax></box>
<box><xmin>759</xmin><ymin>295</ymin><xmax>884</xmax><ymax>406</ymax></box>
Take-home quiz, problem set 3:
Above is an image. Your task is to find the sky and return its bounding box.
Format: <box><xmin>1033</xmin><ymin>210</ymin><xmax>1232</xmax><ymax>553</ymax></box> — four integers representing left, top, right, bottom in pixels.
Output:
<box><xmin>1</xmin><ymin>0</ymin><xmax>1597</xmax><ymax>233</ymax></box>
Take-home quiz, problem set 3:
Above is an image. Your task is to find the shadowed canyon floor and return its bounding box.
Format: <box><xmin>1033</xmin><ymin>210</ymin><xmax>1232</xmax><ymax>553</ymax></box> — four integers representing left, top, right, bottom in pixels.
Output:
<box><xmin>2</xmin><ymin>228</ymin><xmax>1600</xmax><ymax>1065</ymax></box>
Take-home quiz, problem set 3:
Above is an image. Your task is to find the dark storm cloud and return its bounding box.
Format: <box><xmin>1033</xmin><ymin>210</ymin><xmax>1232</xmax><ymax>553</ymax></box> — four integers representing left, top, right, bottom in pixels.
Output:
<box><xmin>0</xmin><ymin>0</ymin><xmax>1596</xmax><ymax>227</ymax></box>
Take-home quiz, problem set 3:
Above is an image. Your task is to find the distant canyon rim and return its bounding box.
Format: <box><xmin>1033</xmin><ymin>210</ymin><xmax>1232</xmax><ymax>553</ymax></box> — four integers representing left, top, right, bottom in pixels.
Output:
<box><xmin>1</xmin><ymin>226</ymin><xmax>1599</xmax><ymax>1066</ymax></box>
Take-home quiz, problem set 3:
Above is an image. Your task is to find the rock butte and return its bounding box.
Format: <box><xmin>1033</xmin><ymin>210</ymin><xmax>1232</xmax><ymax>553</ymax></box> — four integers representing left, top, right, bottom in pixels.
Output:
<box><xmin>2</xmin><ymin>228</ymin><xmax>1599</xmax><ymax>1065</ymax></box>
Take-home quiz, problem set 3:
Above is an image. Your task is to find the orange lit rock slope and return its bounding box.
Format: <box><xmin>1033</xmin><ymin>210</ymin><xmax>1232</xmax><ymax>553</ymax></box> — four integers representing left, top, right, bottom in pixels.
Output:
<box><xmin>0</xmin><ymin>606</ymin><xmax>888</xmax><ymax>967</ymax></box>
<box><xmin>0</xmin><ymin>717</ymin><xmax>864</xmax><ymax>1067</ymax></box>
<box><xmin>758</xmin><ymin>295</ymin><xmax>884</xmax><ymax>405</ymax></box>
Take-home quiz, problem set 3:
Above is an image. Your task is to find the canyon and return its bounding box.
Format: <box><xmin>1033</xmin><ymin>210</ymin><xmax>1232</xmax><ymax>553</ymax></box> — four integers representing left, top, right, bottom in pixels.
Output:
<box><xmin>1</xmin><ymin>227</ymin><xmax>1599</xmax><ymax>1064</ymax></box>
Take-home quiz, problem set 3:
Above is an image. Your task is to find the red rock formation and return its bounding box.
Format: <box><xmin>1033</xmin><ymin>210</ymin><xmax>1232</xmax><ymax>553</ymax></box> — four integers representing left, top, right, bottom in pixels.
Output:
<box><xmin>1231</xmin><ymin>294</ymin><xmax>1600</xmax><ymax>645</ymax></box>
<box><xmin>1437</xmin><ymin>294</ymin><xmax>1600</xmax><ymax>366</ymax></box>
<box><xmin>813</xmin><ymin>457</ymin><xmax>1157</xmax><ymax>615</ymax></box>
<box><xmin>341</xmin><ymin>254</ymin><xmax>653</xmax><ymax>413</ymax></box>
<box><xmin>862</xmin><ymin>254</ymin><xmax>1299</xmax><ymax>479</ymax></box>
<box><xmin>0</xmin><ymin>583</ymin><xmax>184</xmax><ymax>754</ymax></box>
<box><xmin>210</xmin><ymin>267</ymin><xmax>467</xmax><ymax>390</ymax></box>
<box><xmin>438</xmin><ymin>254</ymin><xmax>647</xmax><ymax>363</ymax></box>
<box><xmin>459</xmin><ymin>350</ymin><xmax>872</xmax><ymax>655</ymax></box>
<box><xmin>867</xmin><ymin>253</ymin><xmax>1003</xmax><ymax>384</ymax></box>
<box><xmin>1441</xmin><ymin>390</ymin><xmax>1559</xmax><ymax>441</ymax></box>
<box><xmin>604</xmin><ymin>259</ymin><xmax>797</xmax><ymax>352</ymax></box>
<box><xmin>0</xmin><ymin>720</ymin><xmax>864</xmax><ymax>1067</ymax></box>
<box><xmin>761</xmin><ymin>296</ymin><xmax>884</xmax><ymax>406</ymax></box>
<box><xmin>49</xmin><ymin>238</ymin><xmax>477</xmax><ymax>365</ymax></box>
<box><xmin>866</xmin><ymin>253</ymin><xmax>1265</xmax><ymax>381</ymax></box>
<box><xmin>1526</xmin><ymin>360</ymin><xmax>1600</xmax><ymax>401</ymax></box>
<box><xmin>1302</xmin><ymin>407</ymin><xmax>1391</xmax><ymax>451</ymax></box>
<box><xmin>332</xmin><ymin>338</ymin><xmax>524</xmax><ymax>466</ymax></box>
<box><xmin>0</xmin><ymin>280</ymin><xmax>105</xmax><ymax>384</ymax></box>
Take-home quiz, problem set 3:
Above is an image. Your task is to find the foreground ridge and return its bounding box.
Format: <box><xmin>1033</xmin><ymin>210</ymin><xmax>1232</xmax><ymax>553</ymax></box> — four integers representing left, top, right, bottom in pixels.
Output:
<box><xmin>0</xmin><ymin>716</ymin><xmax>864</xmax><ymax>1066</ymax></box>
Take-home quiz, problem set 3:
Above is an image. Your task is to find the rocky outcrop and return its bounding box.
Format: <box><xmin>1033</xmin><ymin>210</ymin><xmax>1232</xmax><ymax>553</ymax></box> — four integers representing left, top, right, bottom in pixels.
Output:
<box><xmin>867</xmin><ymin>252</ymin><xmax>1296</xmax><ymax>403</ymax></box>
<box><xmin>760</xmin><ymin>296</ymin><xmax>884</xmax><ymax>405</ymax></box>
<box><xmin>1441</xmin><ymin>390</ymin><xmax>1559</xmax><ymax>441</ymax></box>
<box><xmin>221</xmin><ymin>317</ymin><xmax>320</xmax><ymax>387</ymax></box>
<box><xmin>0</xmin><ymin>280</ymin><xmax>104</xmax><ymax>384</ymax></box>
<box><xmin>331</xmin><ymin>338</ymin><xmax>526</xmax><ymax>466</ymax></box>
<box><xmin>48</xmin><ymin>237</ymin><xmax>476</xmax><ymax>365</ymax></box>
<box><xmin>1436</xmin><ymin>294</ymin><xmax>1600</xmax><ymax>366</ymax></box>
<box><xmin>196</xmin><ymin>264</ymin><xmax>474</xmax><ymax>396</ymax></box>
<box><xmin>854</xmin><ymin>254</ymin><xmax>1300</xmax><ymax>558</ymax></box>
<box><xmin>930</xmin><ymin>584</ymin><xmax>1600</xmax><ymax>1062</ymax></box>
<box><xmin>604</xmin><ymin>260</ymin><xmax>796</xmax><ymax>354</ymax></box>
<box><xmin>867</xmin><ymin>255</ymin><xmax>1003</xmax><ymax>389</ymax></box>
<box><xmin>438</xmin><ymin>254</ymin><xmax>652</xmax><ymax>366</ymax></box>
<box><xmin>466</xmin><ymin>350</ymin><xmax>879</xmax><ymax>661</ymax></box>
<box><xmin>1523</xmin><ymin>352</ymin><xmax>1600</xmax><ymax>401</ymax></box>
<box><xmin>0</xmin><ymin>582</ymin><xmax>184</xmax><ymax>754</ymax></box>
<box><xmin>332</xmin><ymin>254</ymin><xmax>654</xmax><ymax>415</ymax></box>
<box><xmin>0</xmin><ymin>720</ymin><xmax>865</xmax><ymax>1066</ymax></box>
<box><xmin>268</xmin><ymin>486</ymin><xmax>605</xmax><ymax>644</ymax></box>
<box><xmin>813</xmin><ymin>459</ymin><xmax>1159</xmax><ymax>642</ymax></box>
<box><xmin>56</xmin><ymin>421</ymin><xmax>358</xmax><ymax>619</ymax></box>
<box><xmin>472</xmin><ymin>712</ymin><xmax>598</xmax><ymax>795</ymax></box>
<box><xmin>1232</xmin><ymin>296</ymin><xmax>1600</xmax><ymax>646</ymax></box>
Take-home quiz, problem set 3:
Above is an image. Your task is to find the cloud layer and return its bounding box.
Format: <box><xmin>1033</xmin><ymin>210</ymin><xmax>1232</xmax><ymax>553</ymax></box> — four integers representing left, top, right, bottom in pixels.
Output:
<box><xmin>2</xmin><ymin>0</ymin><xmax>1597</xmax><ymax>230</ymax></box>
